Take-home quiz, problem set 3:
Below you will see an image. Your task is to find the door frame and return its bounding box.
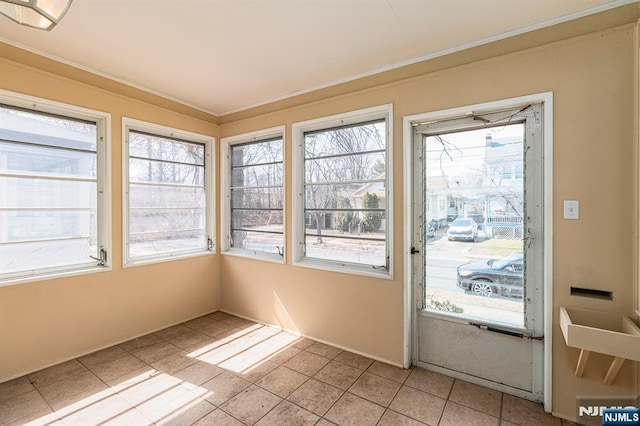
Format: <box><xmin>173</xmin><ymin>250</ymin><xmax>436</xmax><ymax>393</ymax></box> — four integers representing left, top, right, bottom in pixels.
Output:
<box><xmin>402</xmin><ymin>92</ymin><xmax>554</xmax><ymax>411</ymax></box>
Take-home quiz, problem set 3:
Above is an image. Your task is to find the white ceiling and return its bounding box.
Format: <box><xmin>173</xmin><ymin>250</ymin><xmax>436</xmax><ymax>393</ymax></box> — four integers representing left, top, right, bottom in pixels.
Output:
<box><xmin>0</xmin><ymin>0</ymin><xmax>635</xmax><ymax>116</ymax></box>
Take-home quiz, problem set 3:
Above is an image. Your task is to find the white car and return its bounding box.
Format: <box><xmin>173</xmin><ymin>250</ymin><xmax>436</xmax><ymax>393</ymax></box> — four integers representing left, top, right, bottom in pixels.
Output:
<box><xmin>447</xmin><ymin>218</ymin><xmax>478</xmax><ymax>242</ymax></box>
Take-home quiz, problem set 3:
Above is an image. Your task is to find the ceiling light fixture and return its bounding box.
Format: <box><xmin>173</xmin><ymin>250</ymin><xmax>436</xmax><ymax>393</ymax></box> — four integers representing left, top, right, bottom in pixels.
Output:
<box><xmin>0</xmin><ymin>0</ymin><xmax>72</xmax><ymax>31</ymax></box>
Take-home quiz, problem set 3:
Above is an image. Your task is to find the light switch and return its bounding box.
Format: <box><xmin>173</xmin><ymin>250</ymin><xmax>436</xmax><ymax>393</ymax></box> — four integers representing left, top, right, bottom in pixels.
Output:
<box><xmin>563</xmin><ymin>200</ymin><xmax>579</xmax><ymax>219</ymax></box>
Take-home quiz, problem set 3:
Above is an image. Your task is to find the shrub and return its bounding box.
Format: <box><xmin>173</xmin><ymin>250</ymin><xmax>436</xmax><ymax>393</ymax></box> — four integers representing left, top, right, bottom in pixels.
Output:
<box><xmin>427</xmin><ymin>299</ymin><xmax>464</xmax><ymax>313</ymax></box>
<box><xmin>362</xmin><ymin>192</ymin><xmax>382</xmax><ymax>232</ymax></box>
<box><xmin>336</xmin><ymin>197</ymin><xmax>354</xmax><ymax>232</ymax></box>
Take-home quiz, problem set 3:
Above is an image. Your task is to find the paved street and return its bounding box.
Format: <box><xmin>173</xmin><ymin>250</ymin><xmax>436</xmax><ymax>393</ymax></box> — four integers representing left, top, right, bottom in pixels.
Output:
<box><xmin>422</xmin><ymin>232</ymin><xmax>524</xmax><ymax>327</ymax></box>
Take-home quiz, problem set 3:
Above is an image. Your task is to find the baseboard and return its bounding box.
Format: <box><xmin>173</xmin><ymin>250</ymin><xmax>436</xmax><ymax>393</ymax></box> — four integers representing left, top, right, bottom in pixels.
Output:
<box><xmin>0</xmin><ymin>308</ymin><xmax>220</xmax><ymax>384</ymax></box>
<box><xmin>219</xmin><ymin>308</ymin><xmax>404</xmax><ymax>369</ymax></box>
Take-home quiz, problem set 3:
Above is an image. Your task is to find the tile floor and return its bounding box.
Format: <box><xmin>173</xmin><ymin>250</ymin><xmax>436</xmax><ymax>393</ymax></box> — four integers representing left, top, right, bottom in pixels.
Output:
<box><xmin>0</xmin><ymin>312</ymin><xmax>573</xmax><ymax>426</ymax></box>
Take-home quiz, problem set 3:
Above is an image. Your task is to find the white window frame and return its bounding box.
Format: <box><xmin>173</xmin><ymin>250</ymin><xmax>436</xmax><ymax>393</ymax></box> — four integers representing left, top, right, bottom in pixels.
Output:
<box><xmin>122</xmin><ymin>117</ymin><xmax>215</xmax><ymax>267</ymax></box>
<box><xmin>292</xmin><ymin>104</ymin><xmax>393</xmax><ymax>278</ymax></box>
<box><xmin>0</xmin><ymin>89</ymin><xmax>112</xmax><ymax>287</ymax></box>
<box><xmin>220</xmin><ymin>126</ymin><xmax>286</xmax><ymax>263</ymax></box>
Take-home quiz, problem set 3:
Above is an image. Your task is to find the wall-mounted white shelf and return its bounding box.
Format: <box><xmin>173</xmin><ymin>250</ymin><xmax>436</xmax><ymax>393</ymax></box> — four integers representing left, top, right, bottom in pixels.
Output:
<box><xmin>559</xmin><ymin>306</ymin><xmax>640</xmax><ymax>385</ymax></box>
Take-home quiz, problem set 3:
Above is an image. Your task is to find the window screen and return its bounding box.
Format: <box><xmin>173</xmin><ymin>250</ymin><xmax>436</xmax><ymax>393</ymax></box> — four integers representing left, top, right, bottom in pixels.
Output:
<box><xmin>229</xmin><ymin>137</ymin><xmax>284</xmax><ymax>255</ymax></box>
<box><xmin>0</xmin><ymin>104</ymin><xmax>101</xmax><ymax>280</ymax></box>
<box><xmin>302</xmin><ymin>119</ymin><xmax>388</xmax><ymax>268</ymax></box>
<box><xmin>127</xmin><ymin>130</ymin><xmax>208</xmax><ymax>260</ymax></box>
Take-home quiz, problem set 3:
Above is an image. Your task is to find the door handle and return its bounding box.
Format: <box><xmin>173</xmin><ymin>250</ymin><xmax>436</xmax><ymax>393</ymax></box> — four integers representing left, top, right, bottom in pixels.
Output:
<box><xmin>410</xmin><ymin>247</ymin><xmax>420</xmax><ymax>254</ymax></box>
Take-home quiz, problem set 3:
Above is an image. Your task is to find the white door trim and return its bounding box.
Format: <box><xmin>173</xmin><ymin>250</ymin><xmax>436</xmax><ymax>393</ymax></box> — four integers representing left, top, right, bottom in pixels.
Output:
<box><xmin>402</xmin><ymin>92</ymin><xmax>553</xmax><ymax>412</ymax></box>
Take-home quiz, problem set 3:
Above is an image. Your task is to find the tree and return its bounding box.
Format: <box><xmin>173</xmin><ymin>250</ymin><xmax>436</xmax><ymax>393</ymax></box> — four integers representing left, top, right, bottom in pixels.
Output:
<box><xmin>362</xmin><ymin>192</ymin><xmax>382</xmax><ymax>232</ymax></box>
<box><xmin>128</xmin><ymin>133</ymin><xmax>206</xmax><ymax>243</ymax></box>
<box><xmin>304</xmin><ymin>122</ymin><xmax>385</xmax><ymax>243</ymax></box>
<box><xmin>230</xmin><ymin>140</ymin><xmax>283</xmax><ymax>249</ymax></box>
<box><xmin>426</xmin><ymin>131</ymin><xmax>525</xmax><ymax>225</ymax></box>
<box><xmin>336</xmin><ymin>197</ymin><xmax>354</xmax><ymax>232</ymax></box>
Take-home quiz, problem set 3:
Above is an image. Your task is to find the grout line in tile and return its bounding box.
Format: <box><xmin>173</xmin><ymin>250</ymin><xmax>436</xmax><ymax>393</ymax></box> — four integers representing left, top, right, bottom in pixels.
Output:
<box><xmin>330</xmin><ymin>354</ymin><xmax>364</xmax><ymax>371</ymax></box>
<box><xmin>434</xmin><ymin>397</ymin><xmax>445</xmax><ymax>426</ymax></box>
<box><xmin>76</xmin><ymin>357</ymin><xmax>111</xmax><ymax>389</ymax></box>
<box><xmin>324</xmin><ymin>361</ymin><xmax>366</xmax><ymax>395</ymax></box>
<box><xmin>251</xmin><ymin>399</ymin><xmax>277</xmax><ymax>425</ymax></box>
<box><xmin>4</xmin><ymin>314</ymin><xmax>559</xmax><ymax>426</ymax></box>
<box><xmin>187</xmin><ymin>329</ymin><xmax>280</xmax><ymax>367</ymax></box>
<box><xmin>254</xmin><ymin>365</ymin><xmax>311</xmax><ymax>400</ymax></box>
<box><xmin>385</xmin><ymin>377</ymin><xmax>404</xmax><ymax>409</ymax></box>
<box><xmin>446</xmin><ymin>378</ymin><xmax>456</xmax><ymax>400</ymax></box>
<box><xmin>365</xmin><ymin>361</ymin><xmax>413</xmax><ymax>386</ymax></box>
<box><xmin>29</xmin><ymin>381</ymin><xmax>59</xmax><ymax>423</ymax></box>
<box><xmin>319</xmin><ymin>388</ymin><xmax>346</xmax><ymax>423</ymax></box>
<box><xmin>28</xmin><ymin>360</ymin><xmax>89</xmax><ymax>391</ymax></box>
<box><xmin>441</xmin><ymin>400</ymin><xmax>502</xmax><ymax>426</ymax></box>
<box><xmin>389</xmin><ymin>403</ymin><xmax>427</xmax><ymax>425</ymax></box>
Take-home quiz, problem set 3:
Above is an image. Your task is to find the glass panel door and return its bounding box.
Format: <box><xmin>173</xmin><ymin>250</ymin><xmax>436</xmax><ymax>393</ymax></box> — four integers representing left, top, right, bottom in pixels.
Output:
<box><xmin>411</xmin><ymin>101</ymin><xmax>546</xmax><ymax>402</ymax></box>
<box><xmin>423</xmin><ymin>123</ymin><xmax>525</xmax><ymax>328</ymax></box>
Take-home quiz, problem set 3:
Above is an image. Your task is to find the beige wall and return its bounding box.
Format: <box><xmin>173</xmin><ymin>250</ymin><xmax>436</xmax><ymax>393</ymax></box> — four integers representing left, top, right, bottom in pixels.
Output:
<box><xmin>219</xmin><ymin>24</ymin><xmax>638</xmax><ymax>420</ymax></box>
<box><xmin>0</xmin><ymin>55</ymin><xmax>220</xmax><ymax>381</ymax></box>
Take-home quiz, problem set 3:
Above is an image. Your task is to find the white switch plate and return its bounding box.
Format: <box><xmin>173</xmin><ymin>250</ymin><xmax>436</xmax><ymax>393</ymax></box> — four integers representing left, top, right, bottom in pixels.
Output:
<box><xmin>563</xmin><ymin>200</ymin><xmax>579</xmax><ymax>219</ymax></box>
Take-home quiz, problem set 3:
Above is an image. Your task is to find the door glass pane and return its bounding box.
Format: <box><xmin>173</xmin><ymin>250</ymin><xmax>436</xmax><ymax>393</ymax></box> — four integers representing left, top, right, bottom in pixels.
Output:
<box><xmin>423</xmin><ymin>124</ymin><xmax>524</xmax><ymax>328</ymax></box>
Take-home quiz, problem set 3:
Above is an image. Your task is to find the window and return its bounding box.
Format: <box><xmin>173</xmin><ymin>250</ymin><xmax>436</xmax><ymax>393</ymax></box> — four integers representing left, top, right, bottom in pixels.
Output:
<box><xmin>221</xmin><ymin>127</ymin><xmax>284</xmax><ymax>261</ymax></box>
<box><xmin>292</xmin><ymin>104</ymin><xmax>392</xmax><ymax>276</ymax></box>
<box><xmin>0</xmin><ymin>90</ymin><xmax>110</xmax><ymax>285</ymax></box>
<box><xmin>515</xmin><ymin>164</ymin><xmax>524</xmax><ymax>179</ymax></box>
<box><xmin>123</xmin><ymin>118</ymin><xmax>214</xmax><ymax>266</ymax></box>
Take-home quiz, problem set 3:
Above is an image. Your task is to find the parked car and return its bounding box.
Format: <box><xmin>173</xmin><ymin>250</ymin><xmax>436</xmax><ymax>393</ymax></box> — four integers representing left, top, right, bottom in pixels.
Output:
<box><xmin>447</xmin><ymin>218</ymin><xmax>478</xmax><ymax>241</ymax></box>
<box><xmin>456</xmin><ymin>252</ymin><xmax>523</xmax><ymax>298</ymax></box>
<box><xmin>426</xmin><ymin>223</ymin><xmax>436</xmax><ymax>238</ymax></box>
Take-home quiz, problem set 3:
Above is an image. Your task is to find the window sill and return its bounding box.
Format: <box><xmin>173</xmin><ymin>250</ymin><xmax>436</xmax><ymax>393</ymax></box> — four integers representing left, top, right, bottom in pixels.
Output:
<box><xmin>124</xmin><ymin>250</ymin><xmax>215</xmax><ymax>269</ymax></box>
<box><xmin>0</xmin><ymin>265</ymin><xmax>112</xmax><ymax>288</ymax></box>
<box><xmin>221</xmin><ymin>249</ymin><xmax>285</xmax><ymax>264</ymax></box>
<box><xmin>293</xmin><ymin>257</ymin><xmax>392</xmax><ymax>280</ymax></box>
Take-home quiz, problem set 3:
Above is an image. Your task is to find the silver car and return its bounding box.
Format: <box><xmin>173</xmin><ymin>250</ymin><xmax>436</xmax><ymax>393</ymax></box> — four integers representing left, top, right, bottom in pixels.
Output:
<box><xmin>447</xmin><ymin>218</ymin><xmax>478</xmax><ymax>242</ymax></box>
